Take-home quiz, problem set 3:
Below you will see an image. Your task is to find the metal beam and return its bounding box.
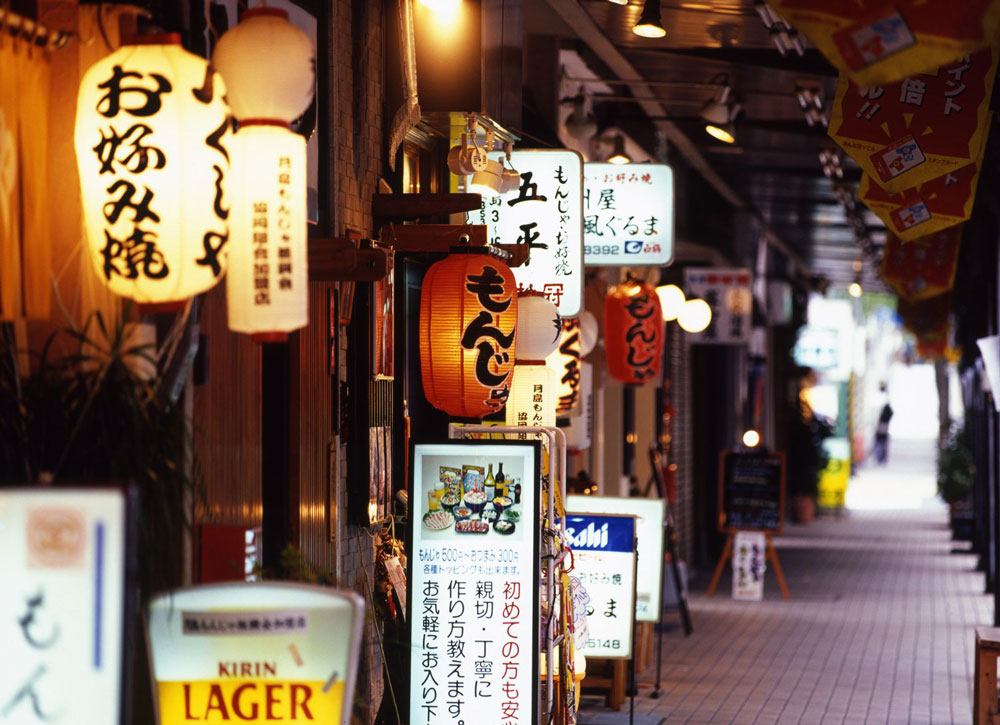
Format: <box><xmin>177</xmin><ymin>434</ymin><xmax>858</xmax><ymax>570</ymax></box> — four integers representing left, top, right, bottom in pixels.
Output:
<box><xmin>542</xmin><ymin>0</ymin><xmax>813</xmax><ymax>279</ymax></box>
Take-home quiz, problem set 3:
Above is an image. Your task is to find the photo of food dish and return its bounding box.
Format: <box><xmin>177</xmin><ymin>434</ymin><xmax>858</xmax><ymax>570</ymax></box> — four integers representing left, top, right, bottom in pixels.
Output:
<box><xmin>423</xmin><ymin>510</ymin><xmax>455</xmax><ymax>531</ymax></box>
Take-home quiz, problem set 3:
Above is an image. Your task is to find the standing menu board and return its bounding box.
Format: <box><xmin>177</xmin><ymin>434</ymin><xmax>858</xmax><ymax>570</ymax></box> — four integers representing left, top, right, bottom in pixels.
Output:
<box><xmin>409</xmin><ymin>441</ymin><xmax>540</xmax><ymax>725</ymax></box>
<box><xmin>566</xmin><ymin>496</ymin><xmax>664</xmax><ymax>623</ymax></box>
<box><xmin>564</xmin><ymin>513</ymin><xmax>637</xmax><ymax>659</ymax></box>
<box><xmin>0</xmin><ymin>488</ymin><xmax>127</xmax><ymax>725</ymax></box>
<box><xmin>718</xmin><ymin>451</ymin><xmax>786</xmax><ymax>533</ymax></box>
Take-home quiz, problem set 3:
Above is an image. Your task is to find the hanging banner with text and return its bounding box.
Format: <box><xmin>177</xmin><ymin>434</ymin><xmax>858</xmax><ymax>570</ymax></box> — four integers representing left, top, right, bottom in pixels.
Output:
<box><xmin>564</xmin><ymin>513</ymin><xmax>637</xmax><ymax>659</ymax></box>
<box><xmin>409</xmin><ymin>441</ymin><xmax>540</xmax><ymax>725</ymax></box>
<box><xmin>732</xmin><ymin>531</ymin><xmax>767</xmax><ymax>602</ymax></box>
<box><xmin>683</xmin><ymin>268</ymin><xmax>753</xmax><ymax>345</ymax></box>
<box><xmin>880</xmin><ymin>226</ymin><xmax>961</xmax><ymax>301</ymax></box>
<box><xmin>768</xmin><ymin>0</ymin><xmax>1000</xmax><ymax>87</ymax></box>
<box><xmin>830</xmin><ymin>46</ymin><xmax>997</xmax><ymax>193</ymax></box>
<box><xmin>567</xmin><ymin>496</ymin><xmax>664</xmax><ymax>623</ymax></box>
<box><xmin>147</xmin><ymin>582</ymin><xmax>364</xmax><ymax>725</ymax></box>
<box><xmin>0</xmin><ymin>488</ymin><xmax>127</xmax><ymax>725</ymax></box>
<box><xmin>582</xmin><ymin>163</ymin><xmax>674</xmax><ymax>267</ymax></box>
<box><xmin>467</xmin><ymin>150</ymin><xmax>584</xmax><ymax>317</ymax></box>
<box><xmin>857</xmin><ymin>134</ymin><xmax>986</xmax><ymax>241</ymax></box>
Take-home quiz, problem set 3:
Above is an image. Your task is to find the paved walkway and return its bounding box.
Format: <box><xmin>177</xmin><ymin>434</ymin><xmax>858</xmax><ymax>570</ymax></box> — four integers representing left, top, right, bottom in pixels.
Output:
<box><xmin>579</xmin><ymin>439</ymin><xmax>992</xmax><ymax>724</ymax></box>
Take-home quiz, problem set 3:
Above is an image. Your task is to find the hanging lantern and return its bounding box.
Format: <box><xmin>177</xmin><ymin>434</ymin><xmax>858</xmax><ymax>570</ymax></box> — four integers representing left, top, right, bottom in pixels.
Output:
<box><xmin>578</xmin><ymin>310</ymin><xmax>599</xmax><ymax>357</ymax></box>
<box><xmin>564</xmin><ymin>360</ymin><xmax>593</xmax><ymax>451</ymax></box>
<box><xmin>507</xmin><ymin>292</ymin><xmax>561</xmax><ymax>431</ymax></box>
<box><xmin>605</xmin><ymin>280</ymin><xmax>663</xmax><ymax>384</ymax></box>
<box><xmin>546</xmin><ymin>317</ymin><xmax>583</xmax><ymax>416</ymax></box>
<box><xmin>213</xmin><ymin>8</ymin><xmax>314</xmax><ymax>340</ymax></box>
<box><xmin>419</xmin><ymin>252</ymin><xmax>518</xmax><ymax>418</ymax></box>
<box><xmin>75</xmin><ymin>35</ymin><xmax>231</xmax><ymax>307</ymax></box>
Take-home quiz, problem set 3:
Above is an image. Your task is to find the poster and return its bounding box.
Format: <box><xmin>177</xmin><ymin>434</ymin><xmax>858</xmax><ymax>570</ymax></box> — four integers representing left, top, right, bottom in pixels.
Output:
<box><xmin>409</xmin><ymin>441</ymin><xmax>540</xmax><ymax>725</ymax></box>
<box><xmin>582</xmin><ymin>163</ymin><xmax>674</xmax><ymax>267</ymax></box>
<box><xmin>0</xmin><ymin>488</ymin><xmax>127</xmax><ymax>725</ymax></box>
<box><xmin>732</xmin><ymin>531</ymin><xmax>766</xmax><ymax>602</ymax></box>
<box><xmin>563</xmin><ymin>513</ymin><xmax>637</xmax><ymax>659</ymax></box>
<box><xmin>768</xmin><ymin>0</ymin><xmax>1000</xmax><ymax>87</ymax></box>
<box><xmin>566</xmin><ymin>496</ymin><xmax>664</xmax><ymax>623</ymax></box>
<box><xmin>683</xmin><ymin>268</ymin><xmax>753</xmax><ymax>345</ymax></box>
<box><xmin>466</xmin><ymin>150</ymin><xmax>584</xmax><ymax>317</ymax></box>
<box><xmin>879</xmin><ymin>226</ymin><xmax>961</xmax><ymax>301</ymax></box>
<box><xmin>830</xmin><ymin>47</ymin><xmax>997</xmax><ymax>193</ymax></box>
<box><xmin>147</xmin><ymin>583</ymin><xmax>364</xmax><ymax>725</ymax></box>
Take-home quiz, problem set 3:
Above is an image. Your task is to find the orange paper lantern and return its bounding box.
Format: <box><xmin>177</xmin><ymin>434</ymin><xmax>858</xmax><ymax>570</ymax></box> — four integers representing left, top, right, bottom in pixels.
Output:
<box><xmin>419</xmin><ymin>253</ymin><xmax>518</xmax><ymax>418</ymax></box>
<box><xmin>605</xmin><ymin>280</ymin><xmax>663</xmax><ymax>385</ymax></box>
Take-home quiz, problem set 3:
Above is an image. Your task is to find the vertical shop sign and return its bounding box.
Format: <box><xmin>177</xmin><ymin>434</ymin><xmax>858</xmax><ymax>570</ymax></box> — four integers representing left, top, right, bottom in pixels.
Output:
<box><xmin>466</xmin><ymin>150</ymin><xmax>584</xmax><ymax>317</ymax></box>
<box><xmin>564</xmin><ymin>513</ymin><xmax>637</xmax><ymax>658</ymax></box>
<box><xmin>683</xmin><ymin>268</ymin><xmax>752</xmax><ymax>344</ymax></box>
<box><xmin>567</xmin><ymin>496</ymin><xmax>664</xmax><ymax>623</ymax></box>
<box><xmin>147</xmin><ymin>583</ymin><xmax>364</xmax><ymax>725</ymax></box>
<box><xmin>880</xmin><ymin>226</ymin><xmax>961</xmax><ymax>301</ymax></box>
<box><xmin>0</xmin><ymin>488</ymin><xmax>127</xmax><ymax>725</ymax></box>
<box><xmin>830</xmin><ymin>46</ymin><xmax>998</xmax><ymax>193</ymax></box>
<box><xmin>409</xmin><ymin>442</ymin><xmax>540</xmax><ymax>725</ymax></box>
<box><xmin>582</xmin><ymin>163</ymin><xmax>674</xmax><ymax>266</ymax></box>
<box><xmin>732</xmin><ymin>531</ymin><xmax>767</xmax><ymax>601</ymax></box>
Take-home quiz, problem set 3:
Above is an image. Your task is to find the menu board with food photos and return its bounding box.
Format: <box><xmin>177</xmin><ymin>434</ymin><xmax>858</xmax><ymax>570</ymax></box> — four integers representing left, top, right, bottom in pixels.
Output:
<box><xmin>408</xmin><ymin>441</ymin><xmax>540</xmax><ymax>725</ymax></box>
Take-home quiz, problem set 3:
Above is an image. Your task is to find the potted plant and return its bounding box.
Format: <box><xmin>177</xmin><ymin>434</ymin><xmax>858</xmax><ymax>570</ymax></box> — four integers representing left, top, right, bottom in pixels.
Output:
<box><xmin>938</xmin><ymin>423</ymin><xmax>975</xmax><ymax>540</ymax></box>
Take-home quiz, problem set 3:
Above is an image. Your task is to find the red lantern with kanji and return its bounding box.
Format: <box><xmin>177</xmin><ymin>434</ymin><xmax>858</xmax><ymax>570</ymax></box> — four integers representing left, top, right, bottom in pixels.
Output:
<box><xmin>605</xmin><ymin>280</ymin><xmax>663</xmax><ymax>384</ymax></box>
<box><xmin>419</xmin><ymin>252</ymin><xmax>518</xmax><ymax>418</ymax></box>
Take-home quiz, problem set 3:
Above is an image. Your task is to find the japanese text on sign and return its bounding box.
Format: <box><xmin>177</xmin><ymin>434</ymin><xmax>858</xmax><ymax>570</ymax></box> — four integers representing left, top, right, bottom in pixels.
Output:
<box><xmin>466</xmin><ymin>150</ymin><xmax>583</xmax><ymax>316</ymax></box>
<box><xmin>683</xmin><ymin>268</ymin><xmax>752</xmax><ymax>345</ymax></box>
<box><xmin>582</xmin><ymin>163</ymin><xmax>674</xmax><ymax>267</ymax></box>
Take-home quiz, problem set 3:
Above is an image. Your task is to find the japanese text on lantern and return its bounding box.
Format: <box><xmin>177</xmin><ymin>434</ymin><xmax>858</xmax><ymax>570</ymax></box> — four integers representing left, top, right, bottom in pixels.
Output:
<box><xmin>276</xmin><ymin>156</ymin><xmax>294</xmax><ymax>294</ymax></box>
<box><xmin>625</xmin><ymin>293</ymin><xmax>659</xmax><ymax>381</ymax></box>
<box><xmin>462</xmin><ymin>265</ymin><xmax>516</xmax><ymax>409</ymax></box>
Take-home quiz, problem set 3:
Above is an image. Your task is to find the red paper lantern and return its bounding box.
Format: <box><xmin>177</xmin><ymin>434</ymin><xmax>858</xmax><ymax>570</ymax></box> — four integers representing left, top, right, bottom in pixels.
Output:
<box><xmin>419</xmin><ymin>253</ymin><xmax>518</xmax><ymax>418</ymax></box>
<box><xmin>605</xmin><ymin>280</ymin><xmax>663</xmax><ymax>384</ymax></box>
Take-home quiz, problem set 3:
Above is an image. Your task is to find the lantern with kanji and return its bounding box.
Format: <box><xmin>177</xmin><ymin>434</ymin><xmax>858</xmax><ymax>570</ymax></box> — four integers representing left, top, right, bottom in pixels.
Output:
<box><xmin>546</xmin><ymin>316</ymin><xmax>583</xmax><ymax>416</ymax></box>
<box><xmin>419</xmin><ymin>252</ymin><xmax>518</xmax><ymax>418</ymax></box>
<box><xmin>506</xmin><ymin>292</ymin><xmax>561</xmax><ymax>430</ymax></box>
<box><xmin>75</xmin><ymin>35</ymin><xmax>231</xmax><ymax>307</ymax></box>
<box><xmin>605</xmin><ymin>280</ymin><xmax>663</xmax><ymax>384</ymax></box>
<box><xmin>214</xmin><ymin>7</ymin><xmax>314</xmax><ymax>340</ymax></box>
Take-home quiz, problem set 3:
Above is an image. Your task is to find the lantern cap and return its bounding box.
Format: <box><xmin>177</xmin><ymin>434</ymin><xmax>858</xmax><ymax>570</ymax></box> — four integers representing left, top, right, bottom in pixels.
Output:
<box><xmin>242</xmin><ymin>7</ymin><xmax>289</xmax><ymax>19</ymax></box>
<box><xmin>239</xmin><ymin>118</ymin><xmax>292</xmax><ymax>129</ymax></box>
<box><xmin>252</xmin><ymin>332</ymin><xmax>289</xmax><ymax>344</ymax></box>
<box><xmin>122</xmin><ymin>32</ymin><xmax>183</xmax><ymax>46</ymax></box>
<box><xmin>517</xmin><ymin>359</ymin><xmax>548</xmax><ymax>365</ymax></box>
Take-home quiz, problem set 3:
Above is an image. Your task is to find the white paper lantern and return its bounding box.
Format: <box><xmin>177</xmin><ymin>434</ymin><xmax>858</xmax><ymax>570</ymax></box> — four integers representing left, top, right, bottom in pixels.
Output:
<box><xmin>75</xmin><ymin>36</ymin><xmax>231</xmax><ymax>306</ymax></box>
<box><xmin>679</xmin><ymin>298</ymin><xmax>712</xmax><ymax>333</ymax></box>
<box><xmin>505</xmin><ymin>362</ymin><xmax>557</xmax><ymax>431</ymax></box>
<box><xmin>516</xmin><ymin>292</ymin><xmax>561</xmax><ymax>361</ymax></box>
<box><xmin>579</xmin><ymin>310</ymin><xmax>598</xmax><ymax>357</ymax></box>
<box><xmin>226</xmin><ymin>125</ymin><xmax>308</xmax><ymax>340</ymax></box>
<box><xmin>564</xmin><ymin>360</ymin><xmax>593</xmax><ymax>451</ymax></box>
<box><xmin>211</xmin><ymin>8</ymin><xmax>314</xmax><ymax>123</ymax></box>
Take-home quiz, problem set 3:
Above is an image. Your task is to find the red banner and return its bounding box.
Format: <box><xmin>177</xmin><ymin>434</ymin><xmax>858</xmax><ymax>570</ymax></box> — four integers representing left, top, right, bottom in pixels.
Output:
<box><xmin>879</xmin><ymin>227</ymin><xmax>961</xmax><ymax>301</ymax></box>
<box><xmin>830</xmin><ymin>46</ymin><xmax>996</xmax><ymax>193</ymax></box>
<box><xmin>770</xmin><ymin>0</ymin><xmax>1000</xmax><ymax>86</ymax></box>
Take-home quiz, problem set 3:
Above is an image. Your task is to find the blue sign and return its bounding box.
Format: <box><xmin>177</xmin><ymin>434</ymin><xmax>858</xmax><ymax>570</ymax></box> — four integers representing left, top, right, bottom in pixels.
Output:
<box><xmin>564</xmin><ymin>514</ymin><xmax>635</xmax><ymax>553</ymax></box>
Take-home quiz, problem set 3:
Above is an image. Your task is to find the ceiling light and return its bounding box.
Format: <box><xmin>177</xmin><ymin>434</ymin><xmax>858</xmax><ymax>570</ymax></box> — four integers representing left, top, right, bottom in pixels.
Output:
<box><xmin>678</xmin><ymin>298</ymin><xmax>712</xmax><ymax>333</ymax></box>
<box><xmin>742</xmin><ymin>429</ymin><xmax>761</xmax><ymax>448</ymax></box>
<box><xmin>699</xmin><ymin>76</ymin><xmax>741</xmax><ymax>142</ymax></box>
<box><xmin>656</xmin><ymin>284</ymin><xmax>686</xmax><ymax>321</ymax></box>
<box><xmin>468</xmin><ymin>159</ymin><xmax>503</xmax><ymax>197</ymax></box>
<box><xmin>633</xmin><ymin>0</ymin><xmax>666</xmax><ymax>38</ymax></box>
<box><xmin>607</xmin><ymin>135</ymin><xmax>631</xmax><ymax>164</ymax></box>
<box><xmin>607</xmin><ymin>0</ymin><xmax>628</xmax><ymax>4</ymax></box>
<box><xmin>705</xmin><ymin>122</ymin><xmax>736</xmax><ymax>144</ymax></box>
<box><xmin>564</xmin><ymin>93</ymin><xmax>598</xmax><ymax>141</ymax></box>
<box><xmin>418</xmin><ymin>0</ymin><xmax>461</xmax><ymax>14</ymax></box>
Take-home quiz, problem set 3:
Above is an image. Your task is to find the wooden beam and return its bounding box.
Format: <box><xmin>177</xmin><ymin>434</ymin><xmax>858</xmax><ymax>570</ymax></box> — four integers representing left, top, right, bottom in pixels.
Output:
<box><xmin>380</xmin><ymin>224</ymin><xmax>529</xmax><ymax>267</ymax></box>
<box><xmin>308</xmin><ymin>237</ymin><xmax>387</xmax><ymax>281</ymax></box>
<box><xmin>372</xmin><ymin>193</ymin><xmax>483</xmax><ymax>220</ymax></box>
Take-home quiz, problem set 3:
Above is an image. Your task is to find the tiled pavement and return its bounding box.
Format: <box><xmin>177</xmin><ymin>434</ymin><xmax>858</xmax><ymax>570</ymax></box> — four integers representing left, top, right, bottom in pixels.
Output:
<box><xmin>579</xmin><ymin>439</ymin><xmax>993</xmax><ymax>724</ymax></box>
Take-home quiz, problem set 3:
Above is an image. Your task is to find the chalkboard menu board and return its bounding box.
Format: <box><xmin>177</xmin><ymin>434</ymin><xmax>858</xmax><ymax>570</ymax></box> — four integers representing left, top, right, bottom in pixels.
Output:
<box><xmin>718</xmin><ymin>451</ymin><xmax>786</xmax><ymax>533</ymax></box>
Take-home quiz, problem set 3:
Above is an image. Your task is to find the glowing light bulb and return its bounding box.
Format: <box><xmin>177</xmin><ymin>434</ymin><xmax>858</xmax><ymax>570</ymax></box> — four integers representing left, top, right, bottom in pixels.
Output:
<box><xmin>743</xmin><ymin>429</ymin><xmax>761</xmax><ymax>448</ymax></box>
<box><xmin>656</xmin><ymin>284</ymin><xmax>686</xmax><ymax>321</ymax></box>
<box><xmin>678</xmin><ymin>298</ymin><xmax>712</xmax><ymax>333</ymax></box>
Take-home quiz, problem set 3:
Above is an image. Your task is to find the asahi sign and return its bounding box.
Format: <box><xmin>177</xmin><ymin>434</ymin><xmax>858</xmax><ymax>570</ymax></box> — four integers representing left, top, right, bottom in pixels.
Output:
<box><xmin>564</xmin><ymin>513</ymin><xmax>637</xmax><ymax>659</ymax></box>
<box><xmin>583</xmin><ymin>163</ymin><xmax>675</xmax><ymax>267</ymax></box>
<box><xmin>0</xmin><ymin>488</ymin><xmax>127</xmax><ymax>725</ymax></box>
<box><xmin>467</xmin><ymin>150</ymin><xmax>584</xmax><ymax>317</ymax></box>
<box><xmin>409</xmin><ymin>441</ymin><xmax>540</xmax><ymax>725</ymax></box>
<box><xmin>147</xmin><ymin>583</ymin><xmax>363</xmax><ymax>724</ymax></box>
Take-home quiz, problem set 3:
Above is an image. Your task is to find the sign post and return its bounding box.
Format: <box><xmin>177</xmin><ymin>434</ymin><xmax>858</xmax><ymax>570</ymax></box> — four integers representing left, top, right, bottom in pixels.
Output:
<box><xmin>0</xmin><ymin>487</ymin><xmax>129</xmax><ymax>725</ymax></box>
<box><xmin>408</xmin><ymin>440</ymin><xmax>541</xmax><ymax>725</ymax></box>
<box><xmin>707</xmin><ymin>450</ymin><xmax>790</xmax><ymax>599</ymax></box>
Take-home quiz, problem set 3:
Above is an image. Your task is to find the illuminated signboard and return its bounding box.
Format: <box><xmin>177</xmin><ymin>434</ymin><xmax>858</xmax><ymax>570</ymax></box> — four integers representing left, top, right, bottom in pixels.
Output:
<box><xmin>564</xmin><ymin>513</ymin><xmax>637</xmax><ymax>659</ymax></box>
<box><xmin>567</xmin><ymin>495</ymin><xmax>664</xmax><ymax>623</ymax></box>
<box><xmin>0</xmin><ymin>488</ymin><xmax>127</xmax><ymax>725</ymax></box>
<box><xmin>147</xmin><ymin>583</ymin><xmax>363</xmax><ymax>725</ymax></box>
<box><xmin>683</xmin><ymin>267</ymin><xmax>752</xmax><ymax>344</ymax></box>
<box><xmin>466</xmin><ymin>149</ymin><xmax>584</xmax><ymax>317</ymax></box>
<box><xmin>409</xmin><ymin>441</ymin><xmax>540</xmax><ymax>725</ymax></box>
<box><xmin>582</xmin><ymin>162</ymin><xmax>674</xmax><ymax>267</ymax></box>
